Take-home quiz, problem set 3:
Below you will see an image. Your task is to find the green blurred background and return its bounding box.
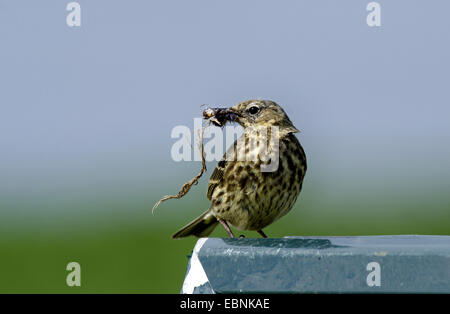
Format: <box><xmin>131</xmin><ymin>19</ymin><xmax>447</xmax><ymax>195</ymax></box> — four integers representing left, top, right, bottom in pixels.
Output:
<box><xmin>1</xmin><ymin>1</ymin><xmax>449</xmax><ymax>293</ymax></box>
<box><xmin>1</xmin><ymin>163</ymin><xmax>449</xmax><ymax>293</ymax></box>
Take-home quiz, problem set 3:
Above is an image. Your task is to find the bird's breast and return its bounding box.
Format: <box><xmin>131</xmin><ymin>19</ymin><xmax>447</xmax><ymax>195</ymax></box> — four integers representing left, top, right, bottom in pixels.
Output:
<box><xmin>211</xmin><ymin>133</ymin><xmax>306</xmax><ymax>230</ymax></box>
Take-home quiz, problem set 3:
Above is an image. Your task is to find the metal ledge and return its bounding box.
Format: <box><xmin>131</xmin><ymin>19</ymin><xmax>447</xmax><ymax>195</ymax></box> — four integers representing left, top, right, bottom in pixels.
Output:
<box><xmin>181</xmin><ymin>235</ymin><xmax>450</xmax><ymax>293</ymax></box>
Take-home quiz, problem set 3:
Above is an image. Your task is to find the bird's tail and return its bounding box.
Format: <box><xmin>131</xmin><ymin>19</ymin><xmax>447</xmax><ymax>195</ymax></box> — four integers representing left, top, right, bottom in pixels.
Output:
<box><xmin>172</xmin><ymin>209</ymin><xmax>219</xmax><ymax>239</ymax></box>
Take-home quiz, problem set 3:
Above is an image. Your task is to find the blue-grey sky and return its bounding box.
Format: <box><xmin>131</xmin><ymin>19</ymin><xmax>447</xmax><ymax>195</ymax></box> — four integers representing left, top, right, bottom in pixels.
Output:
<box><xmin>1</xmin><ymin>1</ymin><xmax>449</xmax><ymax>224</ymax></box>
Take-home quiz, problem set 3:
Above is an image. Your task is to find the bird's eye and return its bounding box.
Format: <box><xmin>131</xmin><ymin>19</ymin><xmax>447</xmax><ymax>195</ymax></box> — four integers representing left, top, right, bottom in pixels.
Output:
<box><xmin>248</xmin><ymin>106</ymin><xmax>260</xmax><ymax>115</ymax></box>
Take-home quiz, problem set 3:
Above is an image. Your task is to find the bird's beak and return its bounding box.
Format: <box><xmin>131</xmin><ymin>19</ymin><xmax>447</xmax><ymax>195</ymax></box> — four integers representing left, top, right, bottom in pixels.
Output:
<box><xmin>219</xmin><ymin>107</ymin><xmax>240</xmax><ymax>122</ymax></box>
<box><xmin>203</xmin><ymin>107</ymin><xmax>240</xmax><ymax>126</ymax></box>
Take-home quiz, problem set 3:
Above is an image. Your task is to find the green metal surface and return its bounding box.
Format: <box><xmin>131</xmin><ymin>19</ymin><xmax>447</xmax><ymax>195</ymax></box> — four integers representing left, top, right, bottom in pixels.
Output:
<box><xmin>181</xmin><ymin>235</ymin><xmax>450</xmax><ymax>293</ymax></box>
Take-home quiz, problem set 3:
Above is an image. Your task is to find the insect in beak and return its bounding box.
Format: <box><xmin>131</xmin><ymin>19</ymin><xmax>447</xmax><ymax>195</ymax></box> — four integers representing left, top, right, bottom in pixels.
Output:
<box><xmin>203</xmin><ymin>107</ymin><xmax>240</xmax><ymax>127</ymax></box>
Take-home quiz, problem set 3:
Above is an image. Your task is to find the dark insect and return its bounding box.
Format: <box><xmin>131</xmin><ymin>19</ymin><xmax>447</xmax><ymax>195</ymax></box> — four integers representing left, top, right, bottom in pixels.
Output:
<box><xmin>203</xmin><ymin>107</ymin><xmax>239</xmax><ymax>127</ymax></box>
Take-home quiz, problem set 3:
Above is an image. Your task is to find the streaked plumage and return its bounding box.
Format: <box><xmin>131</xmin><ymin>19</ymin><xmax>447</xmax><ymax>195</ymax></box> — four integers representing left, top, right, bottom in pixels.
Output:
<box><xmin>173</xmin><ymin>100</ymin><xmax>307</xmax><ymax>238</ymax></box>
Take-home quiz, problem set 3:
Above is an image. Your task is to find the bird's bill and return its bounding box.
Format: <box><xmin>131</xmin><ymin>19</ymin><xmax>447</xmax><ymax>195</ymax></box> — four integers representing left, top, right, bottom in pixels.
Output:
<box><xmin>203</xmin><ymin>107</ymin><xmax>240</xmax><ymax>127</ymax></box>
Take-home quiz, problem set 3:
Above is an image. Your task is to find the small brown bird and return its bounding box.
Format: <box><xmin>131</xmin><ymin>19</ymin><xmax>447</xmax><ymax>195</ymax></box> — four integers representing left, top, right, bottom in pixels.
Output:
<box><xmin>172</xmin><ymin>100</ymin><xmax>307</xmax><ymax>238</ymax></box>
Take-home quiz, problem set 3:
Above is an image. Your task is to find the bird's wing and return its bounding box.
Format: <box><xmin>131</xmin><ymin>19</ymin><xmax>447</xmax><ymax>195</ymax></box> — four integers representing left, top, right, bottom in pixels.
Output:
<box><xmin>207</xmin><ymin>137</ymin><xmax>241</xmax><ymax>200</ymax></box>
<box><xmin>207</xmin><ymin>160</ymin><xmax>226</xmax><ymax>200</ymax></box>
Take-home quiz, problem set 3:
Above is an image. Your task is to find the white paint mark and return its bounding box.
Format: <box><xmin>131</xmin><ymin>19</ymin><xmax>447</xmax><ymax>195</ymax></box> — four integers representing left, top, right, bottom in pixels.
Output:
<box><xmin>181</xmin><ymin>238</ymin><xmax>210</xmax><ymax>294</ymax></box>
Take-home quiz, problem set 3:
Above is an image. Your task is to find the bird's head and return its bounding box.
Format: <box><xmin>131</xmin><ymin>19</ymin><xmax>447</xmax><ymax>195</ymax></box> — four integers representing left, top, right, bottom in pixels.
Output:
<box><xmin>204</xmin><ymin>100</ymin><xmax>299</xmax><ymax>134</ymax></box>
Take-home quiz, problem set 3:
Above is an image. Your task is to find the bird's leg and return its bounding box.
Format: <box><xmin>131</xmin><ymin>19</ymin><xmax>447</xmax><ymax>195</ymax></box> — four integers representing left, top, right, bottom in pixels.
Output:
<box><xmin>257</xmin><ymin>230</ymin><xmax>268</xmax><ymax>238</ymax></box>
<box><xmin>219</xmin><ymin>219</ymin><xmax>235</xmax><ymax>238</ymax></box>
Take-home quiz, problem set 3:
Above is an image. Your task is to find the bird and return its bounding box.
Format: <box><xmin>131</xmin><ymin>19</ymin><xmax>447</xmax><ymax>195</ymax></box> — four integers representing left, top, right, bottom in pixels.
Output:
<box><xmin>172</xmin><ymin>99</ymin><xmax>307</xmax><ymax>238</ymax></box>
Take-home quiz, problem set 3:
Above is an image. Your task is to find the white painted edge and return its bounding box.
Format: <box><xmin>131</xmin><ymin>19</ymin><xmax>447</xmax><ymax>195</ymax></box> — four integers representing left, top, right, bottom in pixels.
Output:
<box><xmin>181</xmin><ymin>238</ymin><xmax>211</xmax><ymax>294</ymax></box>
